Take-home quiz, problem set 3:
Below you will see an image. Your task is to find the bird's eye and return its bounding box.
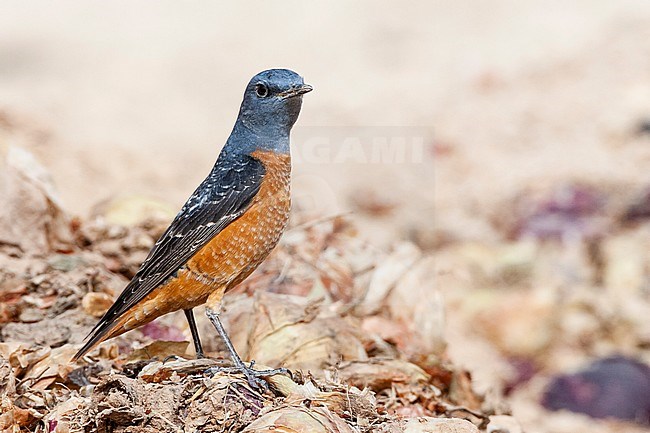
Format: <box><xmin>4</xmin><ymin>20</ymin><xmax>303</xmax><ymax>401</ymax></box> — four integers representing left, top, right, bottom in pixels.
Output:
<box><xmin>255</xmin><ymin>83</ymin><xmax>269</xmax><ymax>98</ymax></box>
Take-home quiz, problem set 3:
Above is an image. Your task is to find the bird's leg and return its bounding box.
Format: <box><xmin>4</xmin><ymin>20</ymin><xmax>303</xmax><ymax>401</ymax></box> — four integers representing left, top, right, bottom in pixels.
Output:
<box><xmin>204</xmin><ymin>306</ymin><xmax>289</xmax><ymax>391</ymax></box>
<box><xmin>184</xmin><ymin>308</ymin><xmax>205</xmax><ymax>358</ymax></box>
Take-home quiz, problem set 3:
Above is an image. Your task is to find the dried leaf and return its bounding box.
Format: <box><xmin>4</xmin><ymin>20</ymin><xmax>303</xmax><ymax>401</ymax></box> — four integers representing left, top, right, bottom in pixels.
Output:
<box><xmin>241</xmin><ymin>406</ymin><xmax>356</xmax><ymax>433</ymax></box>
<box><xmin>0</xmin><ymin>146</ymin><xmax>73</xmax><ymax>253</ymax></box>
<box><xmin>267</xmin><ymin>374</ymin><xmax>376</xmax><ymax>419</ymax></box>
<box><xmin>336</xmin><ymin>359</ymin><xmax>430</xmax><ymax>391</ymax></box>
<box><xmin>0</xmin><ymin>343</ymin><xmax>50</xmax><ymax>375</ymax></box>
<box><xmin>0</xmin><ymin>357</ymin><xmax>16</xmax><ymax>397</ymax></box>
<box><xmin>0</xmin><ymin>396</ymin><xmax>21</xmax><ymax>433</ymax></box>
<box><xmin>126</xmin><ymin>341</ymin><xmax>190</xmax><ymax>362</ymax></box>
<box><xmin>388</xmin><ymin>256</ymin><xmax>445</xmax><ymax>357</ymax></box>
<box><xmin>357</xmin><ymin>243</ymin><xmax>421</xmax><ymax>315</ymax></box>
<box><xmin>224</xmin><ymin>292</ymin><xmax>367</xmax><ymax>371</ymax></box>
<box><xmin>381</xmin><ymin>417</ymin><xmax>479</xmax><ymax>433</ymax></box>
<box><xmin>22</xmin><ymin>345</ymin><xmax>78</xmax><ymax>391</ymax></box>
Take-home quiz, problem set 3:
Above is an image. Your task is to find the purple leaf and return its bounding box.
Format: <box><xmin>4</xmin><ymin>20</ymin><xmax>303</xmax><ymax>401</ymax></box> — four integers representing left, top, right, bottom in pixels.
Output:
<box><xmin>542</xmin><ymin>356</ymin><xmax>650</xmax><ymax>425</ymax></box>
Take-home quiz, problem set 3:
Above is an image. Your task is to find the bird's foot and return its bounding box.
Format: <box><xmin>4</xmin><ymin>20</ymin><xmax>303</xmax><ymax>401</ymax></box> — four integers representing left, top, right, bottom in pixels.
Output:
<box><xmin>204</xmin><ymin>360</ymin><xmax>291</xmax><ymax>392</ymax></box>
<box><xmin>163</xmin><ymin>354</ymin><xmax>187</xmax><ymax>363</ymax></box>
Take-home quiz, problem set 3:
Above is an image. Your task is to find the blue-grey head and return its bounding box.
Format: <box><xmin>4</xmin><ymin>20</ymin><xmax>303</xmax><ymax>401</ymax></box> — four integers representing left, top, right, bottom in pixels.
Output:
<box><xmin>228</xmin><ymin>69</ymin><xmax>312</xmax><ymax>155</ymax></box>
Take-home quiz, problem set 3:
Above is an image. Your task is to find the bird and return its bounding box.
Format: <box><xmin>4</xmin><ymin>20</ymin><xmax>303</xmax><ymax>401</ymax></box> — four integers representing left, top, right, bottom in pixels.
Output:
<box><xmin>72</xmin><ymin>68</ymin><xmax>312</xmax><ymax>390</ymax></box>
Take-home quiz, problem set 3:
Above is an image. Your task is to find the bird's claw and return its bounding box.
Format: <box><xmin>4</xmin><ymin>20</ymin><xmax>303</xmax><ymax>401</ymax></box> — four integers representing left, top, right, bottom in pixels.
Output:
<box><xmin>162</xmin><ymin>354</ymin><xmax>187</xmax><ymax>363</ymax></box>
<box><xmin>204</xmin><ymin>360</ymin><xmax>291</xmax><ymax>392</ymax></box>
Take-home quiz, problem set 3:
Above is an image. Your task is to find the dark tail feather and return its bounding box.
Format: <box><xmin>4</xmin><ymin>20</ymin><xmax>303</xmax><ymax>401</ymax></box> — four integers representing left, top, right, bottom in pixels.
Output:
<box><xmin>71</xmin><ymin>314</ymin><xmax>121</xmax><ymax>361</ymax></box>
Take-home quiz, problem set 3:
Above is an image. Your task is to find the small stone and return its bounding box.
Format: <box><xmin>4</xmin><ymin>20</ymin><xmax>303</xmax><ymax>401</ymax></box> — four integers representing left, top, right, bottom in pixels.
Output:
<box><xmin>81</xmin><ymin>292</ymin><xmax>114</xmax><ymax>318</ymax></box>
<box><xmin>18</xmin><ymin>308</ymin><xmax>44</xmax><ymax>323</ymax></box>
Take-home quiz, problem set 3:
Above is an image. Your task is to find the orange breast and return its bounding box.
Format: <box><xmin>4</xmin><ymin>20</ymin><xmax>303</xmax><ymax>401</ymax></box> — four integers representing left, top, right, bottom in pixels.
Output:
<box><xmin>185</xmin><ymin>150</ymin><xmax>291</xmax><ymax>292</ymax></box>
<box><xmin>108</xmin><ymin>150</ymin><xmax>291</xmax><ymax>336</ymax></box>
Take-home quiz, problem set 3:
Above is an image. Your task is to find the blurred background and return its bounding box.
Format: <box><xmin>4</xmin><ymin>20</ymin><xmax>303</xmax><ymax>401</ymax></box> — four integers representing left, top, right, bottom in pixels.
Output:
<box><xmin>2</xmin><ymin>1</ymin><xmax>650</xmax><ymax>431</ymax></box>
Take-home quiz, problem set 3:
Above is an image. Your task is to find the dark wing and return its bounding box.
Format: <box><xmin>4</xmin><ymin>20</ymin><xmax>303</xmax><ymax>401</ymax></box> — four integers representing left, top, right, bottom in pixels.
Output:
<box><xmin>74</xmin><ymin>154</ymin><xmax>265</xmax><ymax>359</ymax></box>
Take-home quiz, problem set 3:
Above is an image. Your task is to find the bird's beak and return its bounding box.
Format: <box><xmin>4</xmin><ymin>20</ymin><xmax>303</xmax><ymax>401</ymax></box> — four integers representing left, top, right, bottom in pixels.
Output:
<box><xmin>279</xmin><ymin>84</ymin><xmax>313</xmax><ymax>99</ymax></box>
